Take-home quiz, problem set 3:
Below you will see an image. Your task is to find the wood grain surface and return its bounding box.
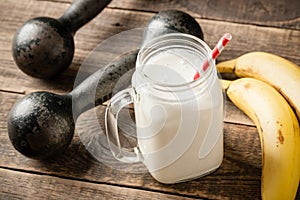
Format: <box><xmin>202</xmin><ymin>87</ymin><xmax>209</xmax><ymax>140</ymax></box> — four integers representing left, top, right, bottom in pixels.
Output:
<box><xmin>109</xmin><ymin>0</ymin><xmax>300</xmax><ymax>30</ymax></box>
<box><xmin>0</xmin><ymin>0</ymin><xmax>299</xmax><ymax>199</ymax></box>
<box><xmin>0</xmin><ymin>168</ymin><xmax>194</xmax><ymax>200</ymax></box>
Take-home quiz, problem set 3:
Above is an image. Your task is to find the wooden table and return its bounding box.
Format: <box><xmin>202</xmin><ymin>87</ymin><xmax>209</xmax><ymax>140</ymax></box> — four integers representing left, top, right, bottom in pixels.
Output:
<box><xmin>1</xmin><ymin>0</ymin><xmax>299</xmax><ymax>199</ymax></box>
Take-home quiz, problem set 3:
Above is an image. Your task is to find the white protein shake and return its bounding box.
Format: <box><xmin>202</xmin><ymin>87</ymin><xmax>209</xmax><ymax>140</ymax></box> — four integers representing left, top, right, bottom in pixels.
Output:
<box><xmin>133</xmin><ymin>48</ymin><xmax>224</xmax><ymax>184</ymax></box>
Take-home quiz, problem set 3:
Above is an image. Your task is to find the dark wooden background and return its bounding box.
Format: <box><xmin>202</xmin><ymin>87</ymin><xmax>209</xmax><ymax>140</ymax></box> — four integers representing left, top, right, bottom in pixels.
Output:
<box><xmin>0</xmin><ymin>0</ymin><xmax>299</xmax><ymax>199</ymax></box>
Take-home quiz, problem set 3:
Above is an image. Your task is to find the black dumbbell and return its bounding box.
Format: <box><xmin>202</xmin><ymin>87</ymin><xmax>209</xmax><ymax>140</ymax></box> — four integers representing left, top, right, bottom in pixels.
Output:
<box><xmin>12</xmin><ymin>0</ymin><xmax>112</xmax><ymax>79</ymax></box>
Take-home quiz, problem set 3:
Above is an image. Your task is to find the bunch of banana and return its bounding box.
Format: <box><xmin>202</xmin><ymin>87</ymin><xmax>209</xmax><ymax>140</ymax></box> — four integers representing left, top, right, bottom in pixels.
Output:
<box><xmin>218</xmin><ymin>52</ymin><xmax>300</xmax><ymax>120</ymax></box>
<box><xmin>219</xmin><ymin>52</ymin><xmax>300</xmax><ymax>200</ymax></box>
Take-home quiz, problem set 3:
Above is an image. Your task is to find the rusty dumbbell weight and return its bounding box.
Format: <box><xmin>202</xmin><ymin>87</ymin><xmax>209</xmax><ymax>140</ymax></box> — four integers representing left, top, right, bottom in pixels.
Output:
<box><xmin>12</xmin><ymin>0</ymin><xmax>112</xmax><ymax>79</ymax></box>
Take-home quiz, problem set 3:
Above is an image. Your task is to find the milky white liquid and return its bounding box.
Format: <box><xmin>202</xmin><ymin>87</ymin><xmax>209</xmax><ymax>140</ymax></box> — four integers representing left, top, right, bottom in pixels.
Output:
<box><xmin>133</xmin><ymin>49</ymin><xmax>223</xmax><ymax>183</ymax></box>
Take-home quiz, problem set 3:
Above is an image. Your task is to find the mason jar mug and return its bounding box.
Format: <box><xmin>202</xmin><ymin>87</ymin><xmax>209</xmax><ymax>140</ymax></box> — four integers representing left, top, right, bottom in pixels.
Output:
<box><xmin>105</xmin><ymin>33</ymin><xmax>224</xmax><ymax>184</ymax></box>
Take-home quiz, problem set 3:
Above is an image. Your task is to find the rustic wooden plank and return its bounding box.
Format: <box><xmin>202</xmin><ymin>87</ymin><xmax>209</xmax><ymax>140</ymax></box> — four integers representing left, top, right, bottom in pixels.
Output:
<box><xmin>108</xmin><ymin>0</ymin><xmax>300</xmax><ymax>30</ymax></box>
<box><xmin>0</xmin><ymin>168</ymin><xmax>193</xmax><ymax>200</ymax></box>
<box><xmin>1</xmin><ymin>1</ymin><xmax>300</xmax><ymax>95</ymax></box>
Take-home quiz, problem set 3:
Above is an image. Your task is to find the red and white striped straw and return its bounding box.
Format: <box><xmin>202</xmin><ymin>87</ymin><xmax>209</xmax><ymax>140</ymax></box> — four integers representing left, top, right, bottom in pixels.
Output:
<box><xmin>194</xmin><ymin>33</ymin><xmax>232</xmax><ymax>80</ymax></box>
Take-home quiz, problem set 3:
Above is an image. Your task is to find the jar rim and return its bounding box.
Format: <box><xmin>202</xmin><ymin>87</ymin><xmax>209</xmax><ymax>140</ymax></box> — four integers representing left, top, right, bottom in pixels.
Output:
<box><xmin>136</xmin><ymin>33</ymin><xmax>215</xmax><ymax>90</ymax></box>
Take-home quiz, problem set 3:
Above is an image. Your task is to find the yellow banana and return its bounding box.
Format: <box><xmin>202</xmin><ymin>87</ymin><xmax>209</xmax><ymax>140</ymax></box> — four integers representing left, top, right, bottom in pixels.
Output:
<box><xmin>222</xmin><ymin>78</ymin><xmax>300</xmax><ymax>200</ymax></box>
<box><xmin>217</xmin><ymin>52</ymin><xmax>300</xmax><ymax>120</ymax></box>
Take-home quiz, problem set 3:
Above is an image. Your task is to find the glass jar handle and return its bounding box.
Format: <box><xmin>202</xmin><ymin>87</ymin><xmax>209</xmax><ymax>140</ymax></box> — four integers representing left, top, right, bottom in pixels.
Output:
<box><xmin>105</xmin><ymin>88</ymin><xmax>143</xmax><ymax>163</ymax></box>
